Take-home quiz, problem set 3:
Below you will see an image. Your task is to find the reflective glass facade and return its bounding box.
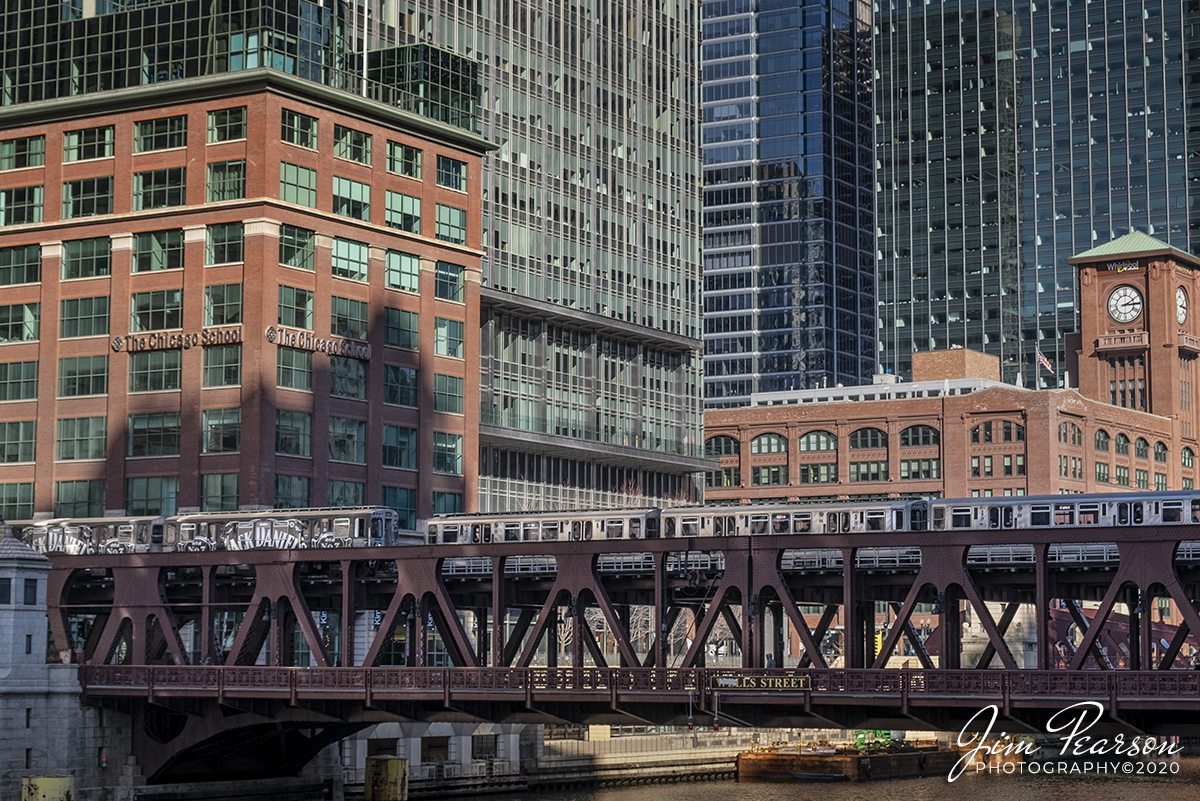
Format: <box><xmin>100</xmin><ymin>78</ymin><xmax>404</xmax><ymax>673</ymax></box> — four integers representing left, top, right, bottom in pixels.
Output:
<box><xmin>877</xmin><ymin>1</ymin><xmax>1195</xmax><ymax>386</ymax></box>
<box><xmin>703</xmin><ymin>0</ymin><xmax>877</xmax><ymax>407</ymax></box>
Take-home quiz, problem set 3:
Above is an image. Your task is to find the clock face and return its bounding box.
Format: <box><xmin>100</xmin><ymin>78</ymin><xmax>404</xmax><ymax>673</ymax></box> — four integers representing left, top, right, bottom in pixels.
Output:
<box><xmin>1108</xmin><ymin>285</ymin><xmax>1143</xmax><ymax>324</ymax></box>
<box><xmin>1179</xmin><ymin>287</ymin><xmax>1189</xmax><ymax>325</ymax></box>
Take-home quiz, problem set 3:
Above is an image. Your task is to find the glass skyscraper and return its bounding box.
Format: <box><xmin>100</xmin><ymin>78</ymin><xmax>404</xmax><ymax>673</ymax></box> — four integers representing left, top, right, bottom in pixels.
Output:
<box><xmin>702</xmin><ymin>0</ymin><xmax>877</xmax><ymax>407</ymax></box>
<box><xmin>876</xmin><ymin>1</ymin><xmax>1194</xmax><ymax>386</ymax></box>
<box><xmin>400</xmin><ymin>0</ymin><xmax>709</xmax><ymax>509</ymax></box>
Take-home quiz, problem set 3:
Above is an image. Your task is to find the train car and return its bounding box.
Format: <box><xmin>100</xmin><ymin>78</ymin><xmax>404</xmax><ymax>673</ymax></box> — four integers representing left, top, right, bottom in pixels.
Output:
<box><xmin>426</xmin><ymin>508</ymin><xmax>661</xmax><ymax>545</ymax></box>
<box><xmin>658</xmin><ymin>499</ymin><xmax>928</xmax><ymax>537</ymax></box>
<box><xmin>19</xmin><ymin>516</ymin><xmax>164</xmax><ymax>555</ymax></box>
<box><xmin>929</xmin><ymin>491</ymin><xmax>1200</xmax><ymax>531</ymax></box>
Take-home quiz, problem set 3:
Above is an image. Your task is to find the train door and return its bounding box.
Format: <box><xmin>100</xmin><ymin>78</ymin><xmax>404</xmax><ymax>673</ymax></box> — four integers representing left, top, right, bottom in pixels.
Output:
<box><xmin>645</xmin><ymin>516</ymin><xmax>659</xmax><ymax>539</ymax></box>
<box><xmin>663</xmin><ymin>517</ymin><xmax>677</xmax><ymax>537</ymax></box>
<box><xmin>910</xmin><ymin>502</ymin><xmax>928</xmax><ymax>531</ymax></box>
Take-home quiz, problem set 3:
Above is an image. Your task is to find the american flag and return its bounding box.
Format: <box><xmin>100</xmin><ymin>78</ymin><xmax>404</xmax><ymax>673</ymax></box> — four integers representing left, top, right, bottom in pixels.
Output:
<box><xmin>1036</xmin><ymin>347</ymin><xmax>1055</xmax><ymax>374</ymax></box>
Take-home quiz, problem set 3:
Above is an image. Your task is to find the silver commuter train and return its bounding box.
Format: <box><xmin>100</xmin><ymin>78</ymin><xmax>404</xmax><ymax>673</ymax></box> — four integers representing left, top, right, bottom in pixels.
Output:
<box><xmin>19</xmin><ymin>506</ymin><xmax>412</xmax><ymax>555</ymax></box>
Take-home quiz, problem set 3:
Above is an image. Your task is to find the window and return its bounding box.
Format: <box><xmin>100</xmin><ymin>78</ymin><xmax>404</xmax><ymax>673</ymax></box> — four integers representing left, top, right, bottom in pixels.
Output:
<box><xmin>435</xmin><ymin>261</ymin><xmax>465</xmax><ymax>302</ymax></box>
<box><xmin>1136</xmin><ymin>469</ymin><xmax>1149</xmax><ymax>490</ymax></box>
<box><xmin>1156</xmin><ymin>442</ymin><xmax>1169</xmax><ymax>463</ymax></box>
<box><xmin>60</xmin><ymin>297</ymin><xmax>109</xmax><ymax>338</ymax></box>
<box><xmin>333</xmin><ymin>176</ymin><xmax>371</xmax><ymax>220</ymax></box>
<box><xmin>202</xmin><ymin>408</ymin><xmax>241</xmax><ymax>453</ymax></box>
<box><xmin>434</xmin><ymin>317</ymin><xmax>463</xmax><ymax>357</ymax></box>
<box><xmin>133</xmin><ymin>168</ymin><xmax>186</xmax><ymax>209</ymax></box>
<box><xmin>331</xmin><ymin>237</ymin><xmax>368</xmax><ymax>281</ymax></box>
<box><xmin>331</xmin><ymin>356</ymin><xmax>367</xmax><ymax>399</ymax></box>
<box><xmin>134</xmin><ymin>116</ymin><xmax>187</xmax><ymax>152</ymax></box>
<box><xmin>1115</xmin><ymin>465</ymin><xmax>1130</xmax><ymax>487</ymax></box>
<box><xmin>798</xmin><ymin>463</ymin><xmax>837</xmax><ymax>483</ymax></box>
<box><xmin>1096</xmin><ymin>462</ymin><xmax>1110</xmax><ymax>482</ymax></box>
<box><xmin>385</xmin><ymin>309</ymin><xmax>419</xmax><ymax>349</ymax></box>
<box><xmin>971</xmin><ymin>456</ymin><xmax>980</xmax><ymax>477</ymax></box>
<box><xmin>972</xmin><ymin>422</ymin><xmax>993</xmax><ymax>444</ymax></box>
<box><xmin>383</xmin><ymin>486</ymin><xmax>417</xmax><ymax>529</ymax></box>
<box><xmin>387</xmin><ymin>141</ymin><xmax>422</xmax><ymax>178</ymax></box>
<box><xmin>750</xmin><ymin>433</ymin><xmax>786</xmax><ymax>454</ymax></box>
<box><xmin>279</xmin><ymin>162</ymin><xmax>317</xmax><ymax>207</ymax></box>
<box><xmin>23</xmin><ymin>579</ymin><xmax>36</xmax><ymax>606</ymax></box>
<box><xmin>704</xmin><ymin>436</ymin><xmax>739</xmax><ymax>456</ymax></box>
<box><xmin>203</xmin><ymin>344</ymin><xmax>241</xmax><ymax>387</ymax></box>
<box><xmin>384</xmin><ymin>365</ymin><xmax>418</xmax><ymax>406</ymax></box>
<box><xmin>1156</xmin><ymin>473</ymin><xmax>1168</xmax><ymax>491</ymax></box>
<box><xmin>206</xmin><ymin>160</ymin><xmax>245</xmax><ymax>201</ymax></box>
<box><xmin>201</xmin><ymin>474</ymin><xmax>239</xmax><ymax>511</ymax></box>
<box><xmin>433</xmin><ymin>492</ymin><xmax>462</xmax><ymax>514</ymax></box>
<box><xmin>133</xmin><ymin>229</ymin><xmax>183</xmax><ymax>272</ymax></box>
<box><xmin>207</xmin><ymin>107</ymin><xmax>247</xmax><ymax>143</ymax></box>
<box><xmin>0</xmin><ymin>135</ymin><xmax>44</xmax><ymax>170</ymax></box>
<box><xmin>63</xmin><ymin>238</ymin><xmax>110</xmax><ymax>279</ymax></box>
<box><xmin>280</xmin><ymin>224</ymin><xmax>315</xmax><ymax>271</ymax></box>
<box><xmin>1115</xmin><ymin>434</ymin><xmax>1130</xmax><ymax>456</ymax></box>
<box><xmin>281</xmin><ymin>110</ymin><xmax>318</xmax><ymax>148</ymax></box>
<box><xmin>275</xmin><ymin>475</ymin><xmax>311</xmax><ymax>508</ymax></box>
<box><xmin>54</xmin><ymin>479</ymin><xmax>104</xmax><ymax>517</ymax></box>
<box><xmin>435</xmin><ymin>204</ymin><xmax>467</xmax><ymax>244</ymax></box>
<box><xmin>1135</xmin><ymin>438</ymin><xmax>1149</xmax><ymax>459</ymax></box>
<box><xmin>334</xmin><ymin>124</ymin><xmax>372</xmax><ymax>164</ymax></box>
<box><xmin>131</xmin><ymin>289</ymin><xmax>182</xmax><ymax>331</ymax></box>
<box><xmin>706</xmin><ymin>468</ymin><xmax>739</xmax><ymax>488</ymax></box>
<box><xmin>849</xmin><ymin>461</ymin><xmax>888</xmax><ymax>482</ymax></box>
<box><xmin>0</xmin><ymin>244</ymin><xmax>39</xmax><ymax>285</ymax></box>
<box><xmin>433</xmin><ymin>431</ymin><xmax>463</xmax><ymax>474</ymax></box>
<box><xmin>386</xmin><ymin>251</ymin><xmax>420</xmax><ymax>293</ymax></box>
<box><xmin>56</xmin><ymin>417</ymin><xmax>106</xmax><ymax>461</ymax></box>
<box><xmin>275</xmin><ymin>409</ymin><xmax>312</xmax><ymax>456</ymax></box>
<box><xmin>62</xmin><ymin>176</ymin><xmax>113</xmax><ymax>218</ymax></box>
<box><xmin>1184</xmin><ymin>448</ymin><xmax>1195</xmax><ymax>469</ymax></box>
<box><xmin>126</xmin><ymin>476</ymin><xmax>178</xmax><ymax>515</ymax></box>
<box><xmin>0</xmin><ymin>361</ymin><xmax>37</xmax><ymax>401</ymax></box>
<box><xmin>0</xmin><ymin>421</ymin><xmax>35</xmax><ymax>462</ymax></box>
<box><xmin>899</xmin><ymin>425</ymin><xmax>939</xmax><ymax>447</ymax></box>
<box><xmin>63</xmin><ymin>126</ymin><xmax>113</xmax><ymax>162</ymax></box>
<box><xmin>204</xmin><ymin>283</ymin><xmax>242</xmax><ymax>326</ymax></box>
<box><xmin>128</xmin><ymin>412</ymin><xmax>181</xmax><ymax>456</ymax></box>
<box><xmin>899</xmin><ymin>459</ymin><xmax>940</xmax><ymax>480</ymax></box>
<box><xmin>206</xmin><ymin>222</ymin><xmax>244</xmax><ymax>264</ymax></box>
<box><xmin>385</xmin><ymin>190</ymin><xmax>421</xmax><ymax>233</ymax></box>
<box><xmin>751</xmin><ymin>466</ymin><xmax>786</xmax><ymax>485</ymax></box>
<box><xmin>434</xmin><ymin>373</ymin><xmax>464</xmax><ymax>413</ymax></box>
<box><xmin>849</xmin><ymin>427</ymin><xmax>887</xmax><ymax>449</ymax></box>
<box><xmin>0</xmin><ymin>483</ymin><xmax>32</xmax><ymax>519</ymax></box>
<box><xmin>382</xmin><ymin>425</ymin><xmax>417</xmax><ymax>469</ymax></box>
<box><xmin>0</xmin><ymin>303</ymin><xmax>38</xmax><ymax>342</ymax></box>
<box><xmin>1094</xmin><ymin>430</ymin><xmax>1110</xmax><ymax>451</ymax></box>
<box><xmin>1001</xmin><ymin>421</ymin><xmax>1025</xmax><ymax>442</ymax></box>
<box><xmin>0</xmin><ymin>186</ymin><xmax>42</xmax><ymax>226</ymax></box>
<box><xmin>277</xmin><ymin>347</ymin><xmax>312</xmax><ymax>390</ymax></box>
<box><xmin>329</xmin><ymin>416</ymin><xmax>366</xmax><ymax>463</ymax></box>
<box><xmin>129</xmin><ymin>349</ymin><xmax>182</xmax><ymax>392</ymax></box>
<box><xmin>278</xmin><ymin>285</ymin><xmax>313</xmax><ymax>329</ymax></box>
<box><xmin>58</xmin><ymin>356</ymin><xmax>107</xmax><ymax>397</ymax></box>
<box><xmin>331</xmin><ymin>296</ymin><xmax>368</xmax><ymax>340</ymax></box>
<box><xmin>329</xmin><ymin>480</ymin><xmax>365</xmax><ymax>507</ymax></box>
<box><xmin>798</xmin><ymin>430</ymin><xmax>837</xmax><ymax>451</ymax></box>
<box><xmin>436</xmin><ymin>155</ymin><xmax>468</xmax><ymax>191</ymax></box>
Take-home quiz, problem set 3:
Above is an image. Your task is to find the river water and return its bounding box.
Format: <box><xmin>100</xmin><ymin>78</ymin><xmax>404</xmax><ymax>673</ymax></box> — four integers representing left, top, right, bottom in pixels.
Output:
<box><xmin>452</xmin><ymin>757</ymin><xmax>1200</xmax><ymax>801</ymax></box>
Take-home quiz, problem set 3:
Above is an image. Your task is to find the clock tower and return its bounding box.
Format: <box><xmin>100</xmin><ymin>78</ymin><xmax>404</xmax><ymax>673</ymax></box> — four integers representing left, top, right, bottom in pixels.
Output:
<box><xmin>1070</xmin><ymin>232</ymin><xmax>1200</xmax><ymax>435</ymax></box>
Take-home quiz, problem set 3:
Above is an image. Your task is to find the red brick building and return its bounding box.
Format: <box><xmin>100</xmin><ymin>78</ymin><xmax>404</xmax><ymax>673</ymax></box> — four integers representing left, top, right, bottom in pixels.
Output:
<box><xmin>0</xmin><ymin>70</ymin><xmax>493</xmax><ymax>525</ymax></box>
<box><xmin>705</xmin><ymin>233</ymin><xmax>1200</xmax><ymax>502</ymax></box>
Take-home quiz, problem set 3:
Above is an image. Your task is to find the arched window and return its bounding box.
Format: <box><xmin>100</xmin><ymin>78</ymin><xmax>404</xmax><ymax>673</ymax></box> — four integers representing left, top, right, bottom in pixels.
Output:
<box><xmin>1184</xmin><ymin>448</ymin><xmax>1194</xmax><ymax>469</ymax></box>
<box><xmin>1115</xmin><ymin>434</ymin><xmax>1130</xmax><ymax>456</ymax></box>
<box><xmin>750</xmin><ymin>433</ymin><xmax>787</xmax><ymax>454</ymax></box>
<box><xmin>849</xmin><ymin>427</ymin><xmax>887</xmax><ymax>449</ymax></box>
<box><xmin>798</xmin><ymin>430</ymin><xmax>837</xmax><ymax>452</ymax></box>
<box><xmin>1094</xmin><ymin>430</ymin><xmax>1110</xmax><ymax>452</ymax></box>
<box><xmin>705</xmin><ymin>436</ymin><xmax>740</xmax><ymax>457</ymax></box>
<box><xmin>1135</xmin><ymin>438</ymin><xmax>1149</xmax><ymax>459</ymax></box>
<box><xmin>1001</xmin><ymin>421</ymin><xmax>1025</xmax><ymax>442</ymax></box>
<box><xmin>1156</xmin><ymin>442</ymin><xmax>1168</xmax><ymax>463</ymax></box>
<box><xmin>900</xmin><ymin>425</ymin><xmax>939</xmax><ymax>447</ymax></box>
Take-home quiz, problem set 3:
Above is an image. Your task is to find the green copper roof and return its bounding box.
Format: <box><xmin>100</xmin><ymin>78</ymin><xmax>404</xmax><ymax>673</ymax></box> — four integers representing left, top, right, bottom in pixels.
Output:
<box><xmin>1068</xmin><ymin>231</ymin><xmax>1199</xmax><ymax>266</ymax></box>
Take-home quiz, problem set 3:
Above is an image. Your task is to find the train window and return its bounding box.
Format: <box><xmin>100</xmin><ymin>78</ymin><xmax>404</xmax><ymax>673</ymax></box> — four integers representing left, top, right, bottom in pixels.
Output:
<box><xmin>840</xmin><ymin>512</ymin><xmax>850</xmax><ymax>532</ymax></box>
<box><xmin>1163</xmin><ymin>501</ymin><xmax>1184</xmax><ymax>523</ymax></box>
<box><xmin>865</xmin><ymin>511</ymin><xmax>885</xmax><ymax>531</ymax></box>
<box><xmin>1078</xmin><ymin>504</ymin><xmax>1099</xmax><ymax>525</ymax></box>
<box><xmin>584</xmin><ymin>521</ymin><xmax>593</xmax><ymax>540</ymax></box>
<box><xmin>371</xmin><ymin>518</ymin><xmax>384</xmax><ymax>544</ymax></box>
<box><xmin>179</xmin><ymin>523</ymin><xmax>194</xmax><ymax>543</ymax></box>
<box><xmin>441</xmin><ymin>525</ymin><xmax>459</xmax><ymax>544</ymax></box>
<box><xmin>1192</xmin><ymin>500</ymin><xmax>1200</xmax><ymax>524</ymax></box>
<box><xmin>524</xmin><ymin>522</ymin><xmax>540</xmax><ymax>541</ymax></box>
<box><xmin>829</xmin><ymin>512</ymin><xmax>850</xmax><ymax>533</ymax></box>
<box><xmin>164</xmin><ymin>523</ymin><xmax>178</xmax><ymax>544</ymax></box>
<box><xmin>951</xmin><ymin>508</ymin><xmax>972</xmax><ymax>529</ymax></box>
<box><xmin>1002</xmin><ymin>507</ymin><xmax>1014</xmax><ymax>528</ymax></box>
<box><xmin>750</xmin><ymin>515</ymin><xmax>768</xmax><ymax>535</ymax></box>
<box><xmin>714</xmin><ymin>516</ymin><xmax>725</xmax><ymax>536</ymax></box>
<box><xmin>893</xmin><ymin>510</ymin><xmax>905</xmax><ymax>531</ymax></box>
<box><xmin>542</xmin><ymin>522</ymin><xmax>560</xmax><ymax>541</ymax></box>
<box><xmin>605</xmin><ymin>519</ymin><xmax>624</xmax><ymax>539</ymax></box>
<box><xmin>664</xmin><ymin>517</ymin><xmax>676</xmax><ymax>537</ymax></box>
<box><xmin>1029</xmin><ymin>505</ymin><xmax>1051</xmax><ymax>526</ymax></box>
<box><xmin>1134</xmin><ymin>504</ymin><xmax>1144</xmax><ymax>524</ymax></box>
<box><xmin>682</xmin><ymin>517</ymin><xmax>700</xmax><ymax>537</ymax></box>
<box><xmin>428</xmin><ymin>524</ymin><xmax>439</xmax><ymax>543</ymax></box>
<box><xmin>1117</xmin><ymin>504</ymin><xmax>1129</xmax><ymax>526</ymax></box>
<box><xmin>504</xmin><ymin>522</ymin><xmax>521</xmax><ymax>542</ymax></box>
<box><xmin>334</xmin><ymin>518</ymin><xmax>352</xmax><ymax>539</ymax></box>
<box><xmin>136</xmin><ymin>524</ymin><xmax>148</xmax><ymax>545</ymax></box>
<box><xmin>988</xmin><ymin>508</ymin><xmax>1000</xmax><ymax>529</ymax></box>
<box><xmin>629</xmin><ymin>519</ymin><xmax>641</xmax><ymax>539</ymax></box>
<box><xmin>645</xmin><ymin>518</ymin><xmax>660</xmax><ymax>539</ymax></box>
<box><xmin>1053</xmin><ymin>505</ymin><xmax>1075</xmax><ymax>526</ymax></box>
<box><xmin>772</xmin><ymin>514</ymin><xmax>790</xmax><ymax>534</ymax></box>
<box><xmin>931</xmin><ymin>507</ymin><xmax>946</xmax><ymax>530</ymax></box>
<box><xmin>793</xmin><ymin>514</ymin><xmax>812</xmax><ymax>533</ymax></box>
<box><xmin>352</xmin><ymin>518</ymin><xmax>366</xmax><ymax>539</ymax></box>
